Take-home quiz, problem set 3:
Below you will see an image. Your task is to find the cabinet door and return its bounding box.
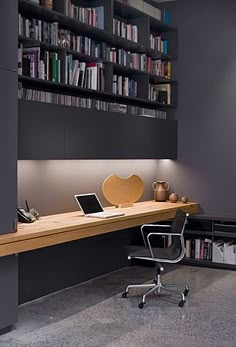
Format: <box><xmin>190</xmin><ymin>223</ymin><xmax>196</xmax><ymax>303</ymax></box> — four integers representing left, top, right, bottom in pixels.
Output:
<box><xmin>0</xmin><ymin>255</ymin><xmax>18</xmax><ymax>331</ymax></box>
<box><xmin>65</xmin><ymin>107</ymin><xmax>177</xmax><ymax>159</ymax></box>
<box><xmin>0</xmin><ymin>69</ymin><xmax>17</xmax><ymax>235</ymax></box>
<box><xmin>18</xmin><ymin>101</ymin><xmax>65</xmax><ymax>159</ymax></box>
<box><xmin>0</xmin><ymin>0</ymin><xmax>17</xmax><ymax>71</ymax></box>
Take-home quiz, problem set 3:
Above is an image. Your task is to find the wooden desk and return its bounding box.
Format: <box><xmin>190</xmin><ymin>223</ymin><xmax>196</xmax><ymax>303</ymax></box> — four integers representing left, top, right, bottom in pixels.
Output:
<box><xmin>0</xmin><ymin>201</ymin><xmax>198</xmax><ymax>257</ymax></box>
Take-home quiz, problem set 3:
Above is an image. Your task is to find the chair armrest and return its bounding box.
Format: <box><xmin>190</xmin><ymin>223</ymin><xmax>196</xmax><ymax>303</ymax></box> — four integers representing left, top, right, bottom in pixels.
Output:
<box><xmin>142</xmin><ymin>224</ymin><xmax>172</xmax><ymax>228</ymax></box>
<box><xmin>141</xmin><ymin>224</ymin><xmax>172</xmax><ymax>246</ymax></box>
<box><xmin>148</xmin><ymin>232</ymin><xmax>182</xmax><ymax>237</ymax></box>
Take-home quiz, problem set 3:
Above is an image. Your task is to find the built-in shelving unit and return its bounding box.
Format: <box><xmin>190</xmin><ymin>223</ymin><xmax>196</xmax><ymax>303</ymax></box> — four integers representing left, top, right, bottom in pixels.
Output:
<box><xmin>18</xmin><ymin>0</ymin><xmax>178</xmax><ymax>159</ymax></box>
<box><xmin>182</xmin><ymin>216</ymin><xmax>236</xmax><ymax>270</ymax></box>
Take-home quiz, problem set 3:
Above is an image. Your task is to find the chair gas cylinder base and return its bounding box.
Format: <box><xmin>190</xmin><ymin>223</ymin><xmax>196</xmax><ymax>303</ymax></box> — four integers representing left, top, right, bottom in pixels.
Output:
<box><xmin>122</xmin><ymin>209</ymin><xmax>190</xmax><ymax>308</ymax></box>
<box><xmin>122</xmin><ymin>264</ymin><xmax>189</xmax><ymax>308</ymax></box>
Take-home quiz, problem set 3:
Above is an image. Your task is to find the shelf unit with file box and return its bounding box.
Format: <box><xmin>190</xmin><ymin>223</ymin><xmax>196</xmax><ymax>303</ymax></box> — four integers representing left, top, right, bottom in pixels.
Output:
<box><xmin>182</xmin><ymin>216</ymin><xmax>236</xmax><ymax>270</ymax></box>
<box><xmin>18</xmin><ymin>0</ymin><xmax>178</xmax><ymax>159</ymax></box>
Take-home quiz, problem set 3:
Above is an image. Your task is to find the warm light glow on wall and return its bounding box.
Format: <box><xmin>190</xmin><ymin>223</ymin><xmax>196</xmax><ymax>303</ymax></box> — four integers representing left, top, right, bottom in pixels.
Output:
<box><xmin>18</xmin><ymin>160</ymin><xmax>159</xmax><ymax>215</ymax></box>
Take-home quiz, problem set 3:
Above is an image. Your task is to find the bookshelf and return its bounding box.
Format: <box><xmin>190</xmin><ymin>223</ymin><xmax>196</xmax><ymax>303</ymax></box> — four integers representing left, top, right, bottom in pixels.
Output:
<box><xmin>18</xmin><ymin>0</ymin><xmax>178</xmax><ymax>159</ymax></box>
<box><xmin>182</xmin><ymin>216</ymin><xmax>236</xmax><ymax>270</ymax></box>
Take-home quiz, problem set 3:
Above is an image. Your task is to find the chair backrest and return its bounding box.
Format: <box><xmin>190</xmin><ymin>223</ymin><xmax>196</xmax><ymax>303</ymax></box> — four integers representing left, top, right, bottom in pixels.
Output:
<box><xmin>171</xmin><ymin>209</ymin><xmax>188</xmax><ymax>235</ymax></box>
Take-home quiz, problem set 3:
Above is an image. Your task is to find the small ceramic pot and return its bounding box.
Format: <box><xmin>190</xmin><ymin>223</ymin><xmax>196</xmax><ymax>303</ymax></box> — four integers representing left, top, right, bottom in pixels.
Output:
<box><xmin>169</xmin><ymin>193</ymin><xmax>178</xmax><ymax>203</ymax></box>
<box><xmin>181</xmin><ymin>196</ymin><xmax>188</xmax><ymax>203</ymax></box>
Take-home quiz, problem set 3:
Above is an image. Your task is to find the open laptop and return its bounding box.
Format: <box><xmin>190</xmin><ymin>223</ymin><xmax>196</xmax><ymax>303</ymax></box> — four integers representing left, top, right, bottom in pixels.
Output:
<box><xmin>74</xmin><ymin>193</ymin><xmax>125</xmax><ymax>219</ymax></box>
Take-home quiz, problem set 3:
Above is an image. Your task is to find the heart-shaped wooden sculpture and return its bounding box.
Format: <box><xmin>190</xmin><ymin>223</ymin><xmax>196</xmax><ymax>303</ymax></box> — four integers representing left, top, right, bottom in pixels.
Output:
<box><xmin>102</xmin><ymin>174</ymin><xmax>144</xmax><ymax>207</ymax></box>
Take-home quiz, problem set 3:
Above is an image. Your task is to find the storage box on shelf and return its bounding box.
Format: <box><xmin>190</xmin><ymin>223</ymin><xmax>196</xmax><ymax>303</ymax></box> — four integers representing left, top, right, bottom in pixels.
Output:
<box><xmin>182</xmin><ymin>216</ymin><xmax>236</xmax><ymax>270</ymax></box>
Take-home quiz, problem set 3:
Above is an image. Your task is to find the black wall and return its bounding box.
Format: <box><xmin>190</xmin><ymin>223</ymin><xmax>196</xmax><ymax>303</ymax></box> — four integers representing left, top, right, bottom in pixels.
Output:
<box><xmin>156</xmin><ymin>0</ymin><xmax>236</xmax><ymax>218</ymax></box>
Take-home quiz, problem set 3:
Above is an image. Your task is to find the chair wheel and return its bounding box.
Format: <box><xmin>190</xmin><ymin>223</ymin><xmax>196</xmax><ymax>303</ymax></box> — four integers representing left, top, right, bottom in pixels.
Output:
<box><xmin>179</xmin><ymin>300</ymin><xmax>185</xmax><ymax>307</ymax></box>
<box><xmin>138</xmin><ymin>302</ymin><xmax>144</xmax><ymax>309</ymax></box>
<box><xmin>122</xmin><ymin>292</ymin><xmax>127</xmax><ymax>298</ymax></box>
<box><xmin>183</xmin><ymin>288</ymin><xmax>189</xmax><ymax>296</ymax></box>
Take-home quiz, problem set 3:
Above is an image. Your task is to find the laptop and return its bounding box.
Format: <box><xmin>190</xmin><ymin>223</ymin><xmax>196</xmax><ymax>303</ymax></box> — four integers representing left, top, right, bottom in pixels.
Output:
<box><xmin>74</xmin><ymin>193</ymin><xmax>125</xmax><ymax>219</ymax></box>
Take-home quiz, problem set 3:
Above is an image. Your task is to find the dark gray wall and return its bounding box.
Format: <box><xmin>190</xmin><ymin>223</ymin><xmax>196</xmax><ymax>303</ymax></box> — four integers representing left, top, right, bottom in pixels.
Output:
<box><xmin>156</xmin><ymin>0</ymin><xmax>236</xmax><ymax>218</ymax></box>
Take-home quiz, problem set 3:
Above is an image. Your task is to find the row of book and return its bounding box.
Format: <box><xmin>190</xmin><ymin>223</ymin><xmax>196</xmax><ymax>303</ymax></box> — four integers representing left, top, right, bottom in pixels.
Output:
<box><xmin>113</xmin><ymin>19</ymin><xmax>138</xmax><ymax>43</ymax></box>
<box><xmin>185</xmin><ymin>239</ymin><xmax>212</xmax><ymax>260</ymax></box>
<box><xmin>150</xmin><ymin>34</ymin><xmax>168</xmax><ymax>55</ymax></box>
<box><xmin>151</xmin><ymin>61</ymin><xmax>171</xmax><ymax>79</ymax></box>
<box><xmin>65</xmin><ymin>0</ymin><xmax>104</xmax><ymax>30</ymax></box>
<box><xmin>19</xmin><ymin>14</ymin><xmax>171</xmax><ymax>79</ymax></box>
<box><xmin>19</xmin><ymin>14</ymin><xmax>58</xmax><ymax>45</ymax></box>
<box><xmin>212</xmin><ymin>240</ymin><xmax>236</xmax><ymax>265</ymax></box>
<box><xmin>112</xmin><ymin>75</ymin><xmax>137</xmax><ymax>97</ymax></box>
<box><xmin>19</xmin><ymin>15</ymin><xmax>169</xmax><ymax>59</ymax></box>
<box><xmin>149</xmin><ymin>84</ymin><xmax>171</xmax><ymax>104</ymax></box>
<box><xmin>18</xmin><ymin>45</ymin><xmax>105</xmax><ymax>90</ymax></box>
<box><xmin>185</xmin><ymin>239</ymin><xmax>236</xmax><ymax>265</ymax></box>
<box><xmin>108</xmin><ymin>49</ymin><xmax>171</xmax><ymax>78</ymax></box>
<box><xmin>19</xmin><ymin>14</ymin><xmax>107</xmax><ymax>58</ymax></box>
<box><xmin>18</xmin><ymin>84</ymin><xmax>166</xmax><ymax>119</ymax></box>
<box><xmin>19</xmin><ymin>43</ymin><xmax>171</xmax><ymax>83</ymax></box>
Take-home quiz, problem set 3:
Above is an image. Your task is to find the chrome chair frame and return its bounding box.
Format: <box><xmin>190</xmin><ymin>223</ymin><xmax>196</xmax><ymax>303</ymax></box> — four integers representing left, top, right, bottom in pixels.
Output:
<box><xmin>122</xmin><ymin>212</ymin><xmax>189</xmax><ymax>308</ymax></box>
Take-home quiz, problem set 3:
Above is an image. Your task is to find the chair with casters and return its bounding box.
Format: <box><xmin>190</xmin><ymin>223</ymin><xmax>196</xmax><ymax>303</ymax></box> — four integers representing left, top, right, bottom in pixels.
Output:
<box><xmin>122</xmin><ymin>209</ymin><xmax>189</xmax><ymax>308</ymax></box>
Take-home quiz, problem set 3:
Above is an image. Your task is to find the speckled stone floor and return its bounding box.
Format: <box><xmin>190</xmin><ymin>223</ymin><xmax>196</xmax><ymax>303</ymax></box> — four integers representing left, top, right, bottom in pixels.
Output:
<box><xmin>0</xmin><ymin>265</ymin><xmax>235</xmax><ymax>347</ymax></box>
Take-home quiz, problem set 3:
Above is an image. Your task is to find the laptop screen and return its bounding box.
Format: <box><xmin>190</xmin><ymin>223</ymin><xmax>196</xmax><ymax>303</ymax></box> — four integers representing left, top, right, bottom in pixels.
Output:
<box><xmin>75</xmin><ymin>194</ymin><xmax>104</xmax><ymax>214</ymax></box>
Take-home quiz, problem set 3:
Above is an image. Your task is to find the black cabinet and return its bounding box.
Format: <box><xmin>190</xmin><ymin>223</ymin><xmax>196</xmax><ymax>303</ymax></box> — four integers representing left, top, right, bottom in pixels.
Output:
<box><xmin>18</xmin><ymin>101</ymin><xmax>65</xmax><ymax>159</ymax></box>
<box><xmin>18</xmin><ymin>100</ymin><xmax>177</xmax><ymax>159</ymax></box>
<box><xmin>182</xmin><ymin>216</ymin><xmax>236</xmax><ymax>270</ymax></box>
<box><xmin>0</xmin><ymin>1</ymin><xmax>18</xmax><ymax>71</ymax></box>
<box><xmin>0</xmin><ymin>69</ymin><xmax>17</xmax><ymax>235</ymax></box>
<box><xmin>0</xmin><ymin>255</ymin><xmax>18</xmax><ymax>333</ymax></box>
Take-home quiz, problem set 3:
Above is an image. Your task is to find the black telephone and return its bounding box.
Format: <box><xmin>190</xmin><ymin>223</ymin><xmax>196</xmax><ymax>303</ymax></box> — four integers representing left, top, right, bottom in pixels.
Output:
<box><xmin>18</xmin><ymin>200</ymin><xmax>40</xmax><ymax>223</ymax></box>
<box><xmin>18</xmin><ymin>208</ymin><xmax>35</xmax><ymax>223</ymax></box>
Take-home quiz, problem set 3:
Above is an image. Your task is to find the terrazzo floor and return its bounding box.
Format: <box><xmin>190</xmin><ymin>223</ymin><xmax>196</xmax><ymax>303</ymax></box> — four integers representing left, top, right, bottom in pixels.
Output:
<box><xmin>0</xmin><ymin>265</ymin><xmax>235</xmax><ymax>347</ymax></box>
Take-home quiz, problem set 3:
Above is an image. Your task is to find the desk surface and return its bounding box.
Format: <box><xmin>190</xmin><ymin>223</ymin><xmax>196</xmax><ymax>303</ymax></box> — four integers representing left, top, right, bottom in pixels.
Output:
<box><xmin>0</xmin><ymin>200</ymin><xmax>198</xmax><ymax>257</ymax></box>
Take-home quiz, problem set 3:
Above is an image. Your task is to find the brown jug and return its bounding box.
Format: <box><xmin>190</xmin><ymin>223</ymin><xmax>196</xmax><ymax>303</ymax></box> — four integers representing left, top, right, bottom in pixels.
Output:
<box><xmin>152</xmin><ymin>181</ymin><xmax>170</xmax><ymax>202</ymax></box>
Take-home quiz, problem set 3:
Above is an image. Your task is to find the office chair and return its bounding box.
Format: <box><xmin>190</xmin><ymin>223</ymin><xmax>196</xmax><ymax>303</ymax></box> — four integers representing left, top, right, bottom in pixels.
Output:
<box><xmin>122</xmin><ymin>209</ymin><xmax>189</xmax><ymax>308</ymax></box>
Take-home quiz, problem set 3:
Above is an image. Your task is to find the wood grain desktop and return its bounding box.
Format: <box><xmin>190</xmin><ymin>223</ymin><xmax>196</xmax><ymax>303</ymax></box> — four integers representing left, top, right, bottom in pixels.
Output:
<box><xmin>0</xmin><ymin>201</ymin><xmax>198</xmax><ymax>257</ymax></box>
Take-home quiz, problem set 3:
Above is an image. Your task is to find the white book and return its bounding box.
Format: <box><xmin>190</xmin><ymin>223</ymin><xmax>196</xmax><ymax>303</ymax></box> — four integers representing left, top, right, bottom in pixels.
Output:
<box><xmin>74</xmin><ymin>64</ymin><xmax>80</xmax><ymax>87</ymax></box>
<box><xmin>72</xmin><ymin>60</ymin><xmax>78</xmax><ymax>85</ymax></box>
<box><xmin>118</xmin><ymin>76</ymin><xmax>122</xmax><ymax>95</ymax></box>
<box><xmin>38</xmin><ymin>20</ymin><xmax>42</xmax><ymax>41</ymax></box>
<box><xmin>25</xmin><ymin>19</ymin><xmax>30</xmax><ymax>37</ymax></box>
<box><xmin>19</xmin><ymin>14</ymin><xmax>22</xmax><ymax>35</ymax></box>
<box><xmin>38</xmin><ymin>60</ymin><xmax>45</xmax><ymax>80</ymax></box>
<box><xmin>195</xmin><ymin>239</ymin><xmax>201</xmax><ymax>259</ymax></box>
<box><xmin>89</xmin><ymin>64</ymin><xmax>98</xmax><ymax>90</ymax></box>
<box><xmin>185</xmin><ymin>239</ymin><xmax>191</xmax><ymax>258</ymax></box>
